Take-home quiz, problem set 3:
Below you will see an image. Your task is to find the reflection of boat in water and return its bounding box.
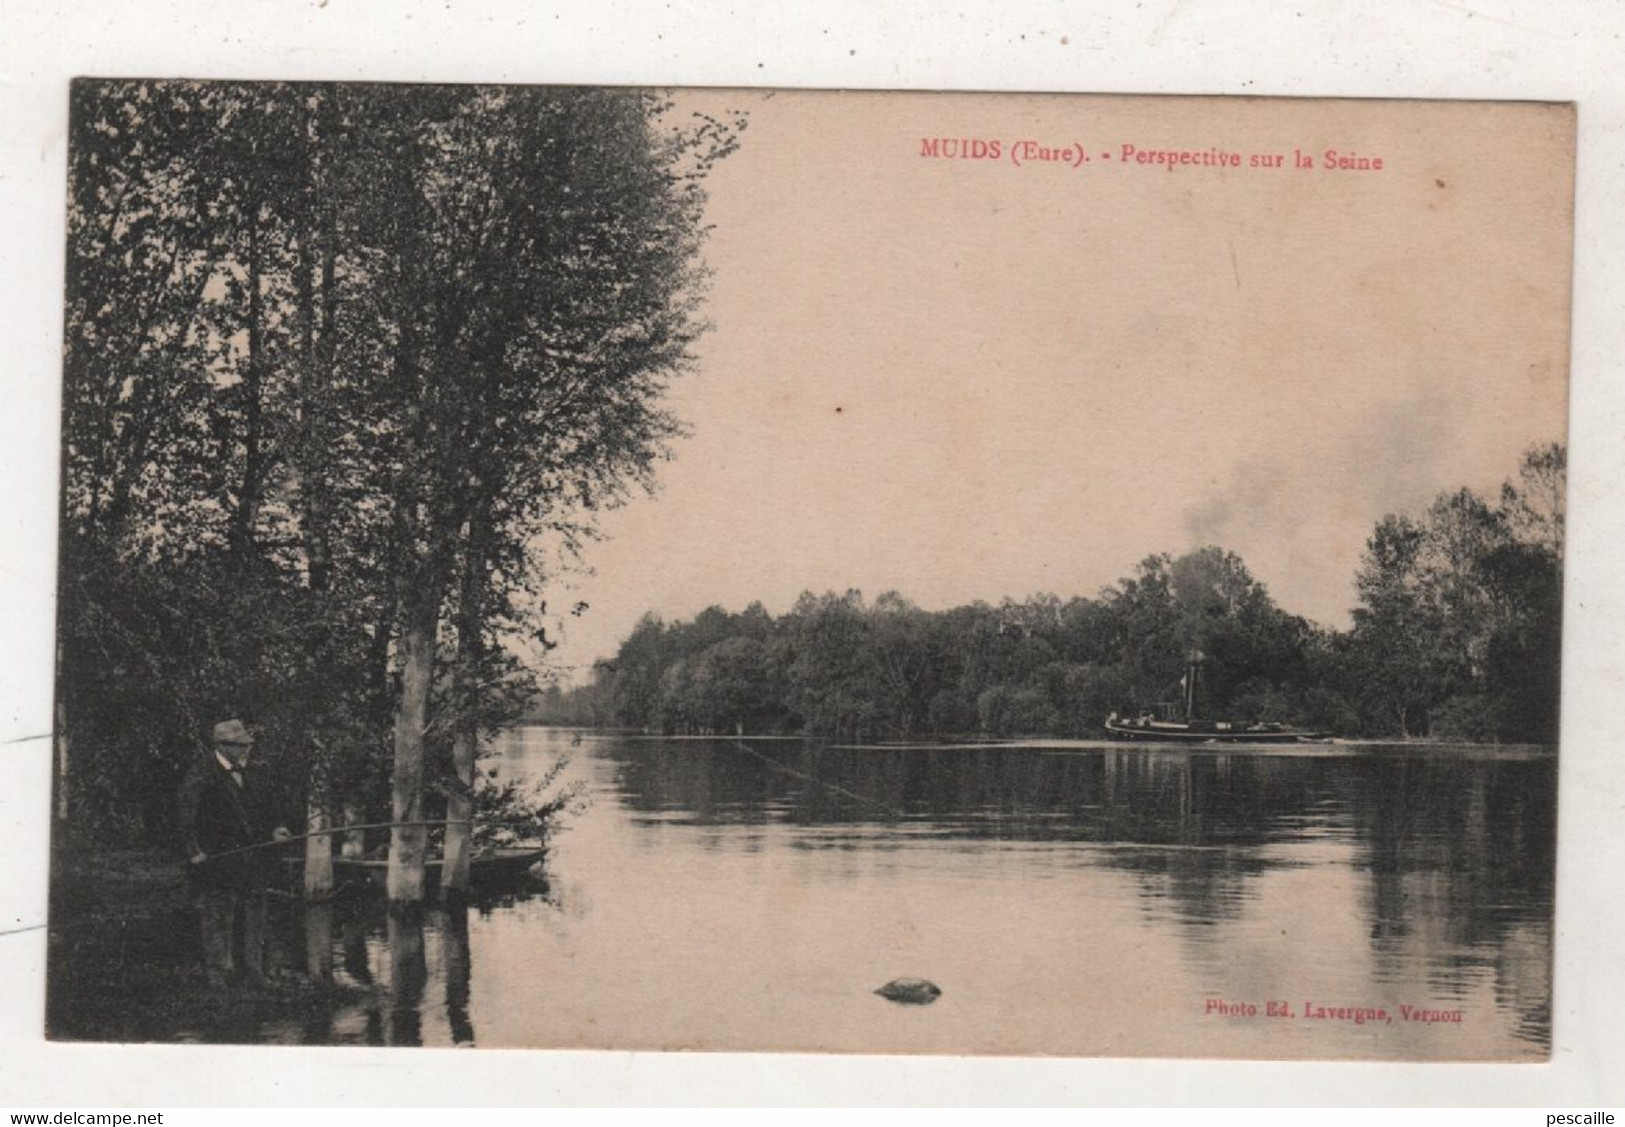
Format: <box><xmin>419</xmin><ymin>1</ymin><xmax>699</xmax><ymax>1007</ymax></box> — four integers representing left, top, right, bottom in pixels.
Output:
<box><xmin>1103</xmin><ymin>714</ymin><xmax>1327</xmax><ymax>744</ymax></box>
<box><xmin>1103</xmin><ymin>647</ymin><xmax>1329</xmax><ymax>744</ymax></box>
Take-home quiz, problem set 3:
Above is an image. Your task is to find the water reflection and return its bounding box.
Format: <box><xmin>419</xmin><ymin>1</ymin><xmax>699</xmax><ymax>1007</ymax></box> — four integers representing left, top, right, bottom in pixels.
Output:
<box><xmin>386</xmin><ymin>909</ymin><xmax>427</xmax><ymax>1047</ymax></box>
<box><xmin>296</xmin><ymin>902</ymin><xmax>336</xmax><ymax>1045</ymax></box>
<box><xmin>303</xmin><ymin>901</ymin><xmax>334</xmax><ymax>984</ymax></box>
<box><xmin>443</xmin><ymin>897</ymin><xmax>474</xmax><ymax>1046</ymax></box>
<box><xmin>249</xmin><ymin>872</ymin><xmax>551</xmax><ymax>1048</ymax></box>
<box><xmin>243</xmin><ymin>730</ymin><xmax>1553</xmax><ymax>1059</ymax></box>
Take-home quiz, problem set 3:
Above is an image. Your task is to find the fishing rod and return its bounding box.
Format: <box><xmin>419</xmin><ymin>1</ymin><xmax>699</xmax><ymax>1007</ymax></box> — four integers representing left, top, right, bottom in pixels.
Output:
<box><xmin>726</xmin><ymin>738</ymin><xmax>906</xmax><ymax>819</ymax></box>
<box><xmin>196</xmin><ymin>819</ymin><xmax>474</xmax><ymax>863</ymax></box>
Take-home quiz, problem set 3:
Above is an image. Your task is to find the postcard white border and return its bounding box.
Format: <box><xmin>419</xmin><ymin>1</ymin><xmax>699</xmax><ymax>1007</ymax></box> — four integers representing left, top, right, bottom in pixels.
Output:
<box><xmin>2</xmin><ymin>0</ymin><xmax>1621</xmax><ymax>1107</ymax></box>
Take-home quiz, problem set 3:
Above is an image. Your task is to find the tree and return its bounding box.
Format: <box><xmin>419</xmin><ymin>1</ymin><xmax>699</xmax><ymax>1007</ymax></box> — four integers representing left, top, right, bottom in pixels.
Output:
<box><xmin>1347</xmin><ymin>444</ymin><xmax>1566</xmax><ymax>740</ymax></box>
<box><xmin>782</xmin><ymin>590</ymin><xmax>880</xmax><ymax>740</ymax></box>
<box><xmin>58</xmin><ymin>81</ymin><xmax>366</xmax><ymax>839</ymax></box>
<box><xmin>323</xmin><ymin>87</ymin><xmax>742</xmax><ymax>899</ymax></box>
<box><xmin>55</xmin><ymin>81</ymin><xmax>745</xmax><ymax>901</ymax></box>
<box><xmin>868</xmin><ymin>592</ymin><xmax>936</xmax><ymax>737</ymax></box>
<box><xmin>1348</xmin><ymin>514</ymin><xmax>1446</xmax><ymax>736</ymax></box>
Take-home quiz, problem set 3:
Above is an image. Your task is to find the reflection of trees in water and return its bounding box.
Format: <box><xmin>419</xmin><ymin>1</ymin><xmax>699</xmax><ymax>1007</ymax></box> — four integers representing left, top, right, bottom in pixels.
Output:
<box><xmin>1085</xmin><ymin>753</ymin><xmax>1338</xmax><ymax>927</ymax></box>
<box><xmin>250</xmin><ymin>741</ymin><xmax>1553</xmax><ymax>1049</ymax></box>
<box><xmin>297</xmin><ymin>902</ymin><xmax>336</xmax><ymax>1045</ymax></box>
<box><xmin>599</xmin><ymin>737</ymin><xmax>1556</xmax><ymax>1043</ymax></box>
<box><xmin>1493</xmin><ymin>920</ymin><xmax>1553</xmax><ymax>1048</ymax></box>
<box><xmin>387</xmin><ymin>908</ymin><xmax>427</xmax><ymax>1047</ymax></box>
<box><xmin>341</xmin><ymin>911</ymin><xmax>374</xmax><ymax>985</ymax></box>
<box><xmin>267</xmin><ymin>874</ymin><xmax>551</xmax><ymax>1047</ymax></box>
<box><xmin>614</xmin><ymin>742</ymin><xmax>773</xmax><ymax>820</ymax></box>
<box><xmin>1352</xmin><ymin>756</ymin><xmax>1555</xmax><ymax>1046</ymax></box>
<box><xmin>1355</xmin><ymin>757</ymin><xmax>1555</xmax><ymax>943</ymax></box>
<box><xmin>602</xmin><ymin>740</ymin><xmax>1340</xmax><ymax>848</ymax></box>
<box><xmin>605</xmin><ymin>740</ymin><xmax>1343</xmax><ymax>926</ymax></box>
<box><xmin>443</xmin><ymin>896</ymin><xmax>474</xmax><ymax>1047</ymax></box>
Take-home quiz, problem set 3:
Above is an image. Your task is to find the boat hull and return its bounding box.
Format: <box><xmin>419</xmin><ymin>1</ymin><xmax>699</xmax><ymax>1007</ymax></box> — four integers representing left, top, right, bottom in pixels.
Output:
<box><xmin>335</xmin><ymin>847</ymin><xmax>547</xmax><ymax>887</ymax></box>
<box><xmin>1103</xmin><ymin>719</ymin><xmax>1327</xmax><ymax>744</ymax></box>
<box><xmin>284</xmin><ymin>847</ymin><xmax>547</xmax><ymax>893</ymax></box>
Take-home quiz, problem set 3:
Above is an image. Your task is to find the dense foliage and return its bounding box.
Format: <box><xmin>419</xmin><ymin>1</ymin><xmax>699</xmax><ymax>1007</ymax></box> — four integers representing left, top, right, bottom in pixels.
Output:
<box><xmin>539</xmin><ymin>445</ymin><xmax>1564</xmax><ymax>744</ymax></box>
<box><xmin>57</xmin><ymin>79</ymin><xmax>742</xmax><ymax>866</ymax></box>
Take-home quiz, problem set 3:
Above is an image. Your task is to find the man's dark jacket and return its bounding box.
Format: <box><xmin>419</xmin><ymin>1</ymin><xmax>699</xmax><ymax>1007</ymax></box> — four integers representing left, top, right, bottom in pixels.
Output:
<box><xmin>177</xmin><ymin>751</ymin><xmax>276</xmax><ymax>888</ymax></box>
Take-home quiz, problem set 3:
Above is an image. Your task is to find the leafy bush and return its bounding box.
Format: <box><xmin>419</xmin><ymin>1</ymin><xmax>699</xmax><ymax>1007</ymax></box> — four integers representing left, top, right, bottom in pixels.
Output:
<box><xmin>471</xmin><ymin>756</ymin><xmax>586</xmax><ymax>852</ymax></box>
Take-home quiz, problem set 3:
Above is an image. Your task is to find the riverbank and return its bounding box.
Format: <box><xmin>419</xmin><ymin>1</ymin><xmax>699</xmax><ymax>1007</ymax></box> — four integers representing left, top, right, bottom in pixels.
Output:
<box><xmin>46</xmin><ymin>839</ymin><xmax>356</xmax><ymax>1043</ymax></box>
<box><xmin>563</xmin><ymin>727</ymin><xmax>1555</xmax><ymax>757</ymax></box>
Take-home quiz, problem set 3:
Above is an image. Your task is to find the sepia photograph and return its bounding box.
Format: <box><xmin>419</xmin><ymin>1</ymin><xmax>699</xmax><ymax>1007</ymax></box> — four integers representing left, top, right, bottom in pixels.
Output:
<box><xmin>45</xmin><ymin>79</ymin><xmax>1573</xmax><ymax>1063</ymax></box>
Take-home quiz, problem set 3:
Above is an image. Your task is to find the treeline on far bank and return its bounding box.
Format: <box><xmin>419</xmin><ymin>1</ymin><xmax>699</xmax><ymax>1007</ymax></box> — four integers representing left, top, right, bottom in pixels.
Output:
<box><xmin>536</xmin><ymin>444</ymin><xmax>1565</xmax><ymax>744</ymax></box>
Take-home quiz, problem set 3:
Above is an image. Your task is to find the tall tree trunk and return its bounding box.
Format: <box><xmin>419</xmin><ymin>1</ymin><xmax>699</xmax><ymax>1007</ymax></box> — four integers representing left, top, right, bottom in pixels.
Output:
<box><xmin>388</xmin><ymin>600</ymin><xmax>435</xmax><ymax>903</ymax></box>
<box><xmin>369</xmin><ymin>610</ymin><xmax>394</xmax><ymax>732</ymax></box>
<box><xmin>303</xmin><ymin>784</ymin><xmax>334</xmax><ymax>899</ymax></box>
<box><xmin>441</xmin><ymin>724</ymin><xmax>477</xmax><ymax>892</ymax></box>
<box><xmin>296</xmin><ymin>229</ymin><xmax>335</xmax><ymax>594</ymax></box>
<box><xmin>384</xmin><ymin>264</ymin><xmax>435</xmax><ymax>906</ymax></box>
<box><xmin>441</xmin><ymin>510</ymin><xmax>488</xmax><ymax>893</ymax></box>
<box><xmin>232</xmin><ymin>198</ymin><xmax>267</xmax><ymax>566</ymax></box>
<box><xmin>294</xmin><ymin>220</ymin><xmax>339</xmax><ymax>902</ymax></box>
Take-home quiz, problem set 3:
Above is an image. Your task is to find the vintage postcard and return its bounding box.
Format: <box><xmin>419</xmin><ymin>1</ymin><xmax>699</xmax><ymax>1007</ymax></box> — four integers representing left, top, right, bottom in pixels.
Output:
<box><xmin>48</xmin><ymin>82</ymin><xmax>1572</xmax><ymax>1061</ymax></box>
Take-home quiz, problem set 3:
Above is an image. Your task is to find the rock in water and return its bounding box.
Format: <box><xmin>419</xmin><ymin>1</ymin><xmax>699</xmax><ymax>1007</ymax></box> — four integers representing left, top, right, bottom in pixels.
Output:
<box><xmin>874</xmin><ymin>977</ymin><xmax>942</xmax><ymax>1005</ymax></box>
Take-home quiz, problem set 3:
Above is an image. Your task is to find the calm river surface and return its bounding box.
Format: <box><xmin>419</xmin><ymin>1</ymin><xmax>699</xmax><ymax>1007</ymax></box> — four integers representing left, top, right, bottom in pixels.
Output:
<box><xmin>259</xmin><ymin>728</ymin><xmax>1555</xmax><ymax>1059</ymax></box>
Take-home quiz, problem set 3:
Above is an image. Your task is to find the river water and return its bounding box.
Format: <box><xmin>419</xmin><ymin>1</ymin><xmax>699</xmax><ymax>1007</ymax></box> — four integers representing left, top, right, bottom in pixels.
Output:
<box><xmin>258</xmin><ymin>728</ymin><xmax>1555</xmax><ymax>1059</ymax></box>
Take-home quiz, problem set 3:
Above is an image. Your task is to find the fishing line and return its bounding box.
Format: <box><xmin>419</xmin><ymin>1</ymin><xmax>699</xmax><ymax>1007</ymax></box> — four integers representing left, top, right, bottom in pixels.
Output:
<box><xmin>726</xmin><ymin>738</ymin><xmax>905</xmax><ymax>819</ymax></box>
<box><xmin>196</xmin><ymin>819</ymin><xmax>473</xmax><ymax>862</ymax></box>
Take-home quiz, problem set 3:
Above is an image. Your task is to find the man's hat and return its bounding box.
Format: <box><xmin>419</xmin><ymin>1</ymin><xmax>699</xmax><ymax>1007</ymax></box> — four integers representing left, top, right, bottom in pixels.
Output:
<box><xmin>212</xmin><ymin>719</ymin><xmax>254</xmax><ymax>745</ymax></box>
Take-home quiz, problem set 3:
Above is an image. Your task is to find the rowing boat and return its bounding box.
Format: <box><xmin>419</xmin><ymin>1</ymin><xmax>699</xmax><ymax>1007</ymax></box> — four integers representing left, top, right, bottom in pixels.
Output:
<box><xmin>283</xmin><ymin>846</ymin><xmax>548</xmax><ymax>892</ymax></box>
<box><xmin>334</xmin><ymin>847</ymin><xmax>547</xmax><ymax>887</ymax></box>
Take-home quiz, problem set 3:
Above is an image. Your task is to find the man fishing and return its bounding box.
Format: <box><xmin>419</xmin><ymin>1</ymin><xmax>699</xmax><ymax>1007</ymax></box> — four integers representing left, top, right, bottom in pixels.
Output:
<box><xmin>177</xmin><ymin>718</ymin><xmax>291</xmax><ymax>985</ymax></box>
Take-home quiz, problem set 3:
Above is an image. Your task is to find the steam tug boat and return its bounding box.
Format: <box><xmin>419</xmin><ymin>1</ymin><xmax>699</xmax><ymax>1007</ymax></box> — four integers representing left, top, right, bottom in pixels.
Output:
<box><xmin>1102</xmin><ymin>713</ymin><xmax>1326</xmax><ymax>744</ymax></box>
<box><xmin>1103</xmin><ymin>649</ymin><xmax>1329</xmax><ymax>745</ymax></box>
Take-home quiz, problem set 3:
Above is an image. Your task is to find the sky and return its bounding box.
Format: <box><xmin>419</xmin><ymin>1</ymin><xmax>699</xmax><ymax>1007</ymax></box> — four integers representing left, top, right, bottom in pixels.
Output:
<box><xmin>540</xmin><ymin>91</ymin><xmax>1574</xmax><ymax>680</ymax></box>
